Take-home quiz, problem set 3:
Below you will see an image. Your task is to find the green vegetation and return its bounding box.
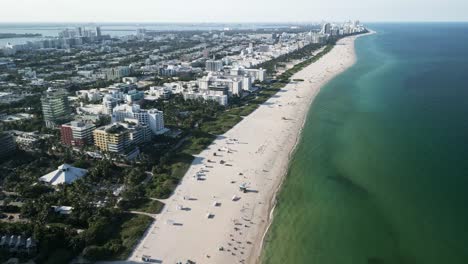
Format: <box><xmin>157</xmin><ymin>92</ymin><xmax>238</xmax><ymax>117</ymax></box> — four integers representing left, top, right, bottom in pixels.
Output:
<box><xmin>81</xmin><ymin>213</ymin><xmax>152</xmax><ymax>261</ymax></box>
<box><xmin>279</xmin><ymin>44</ymin><xmax>335</xmax><ymax>81</ymax></box>
<box><xmin>256</xmin><ymin>42</ymin><xmax>323</xmax><ymax>74</ymax></box>
<box><xmin>119</xmin><ymin>198</ymin><xmax>164</xmax><ymax>214</ymax></box>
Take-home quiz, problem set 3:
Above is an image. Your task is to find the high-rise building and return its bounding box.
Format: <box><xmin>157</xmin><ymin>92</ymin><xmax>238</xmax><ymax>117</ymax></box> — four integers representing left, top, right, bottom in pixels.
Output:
<box><xmin>136</xmin><ymin>28</ymin><xmax>147</xmax><ymax>36</ymax></box>
<box><xmin>60</xmin><ymin>121</ymin><xmax>96</xmax><ymax>147</ymax></box>
<box><xmin>242</xmin><ymin>76</ymin><xmax>252</xmax><ymax>91</ymax></box>
<box><xmin>0</xmin><ymin>132</ymin><xmax>16</xmax><ymax>159</ymax></box>
<box><xmin>41</xmin><ymin>88</ymin><xmax>72</xmax><ymax>129</ymax></box>
<box><xmin>95</xmin><ymin>26</ymin><xmax>102</xmax><ymax>39</ymax></box>
<box><xmin>205</xmin><ymin>60</ymin><xmax>224</xmax><ymax>72</ymax></box>
<box><xmin>147</xmin><ymin>109</ymin><xmax>165</xmax><ymax>135</ymax></box>
<box><xmin>321</xmin><ymin>23</ymin><xmax>332</xmax><ymax>35</ymax></box>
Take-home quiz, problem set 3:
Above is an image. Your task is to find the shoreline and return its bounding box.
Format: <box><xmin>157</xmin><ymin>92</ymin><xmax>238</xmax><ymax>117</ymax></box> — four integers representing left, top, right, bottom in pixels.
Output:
<box><xmin>249</xmin><ymin>119</ymin><xmax>305</xmax><ymax>264</ymax></box>
<box><xmin>252</xmin><ymin>30</ymin><xmax>375</xmax><ymax>264</ymax></box>
<box><xmin>126</xmin><ymin>32</ymin><xmax>372</xmax><ymax>264</ymax></box>
<box><xmin>250</xmin><ymin>105</ymin><xmax>308</xmax><ymax>264</ymax></box>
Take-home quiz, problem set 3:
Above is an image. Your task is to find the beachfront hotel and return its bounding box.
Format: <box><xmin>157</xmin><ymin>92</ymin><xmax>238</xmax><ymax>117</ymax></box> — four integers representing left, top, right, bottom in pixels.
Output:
<box><xmin>93</xmin><ymin>122</ymin><xmax>147</xmax><ymax>159</ymax></box>
<box><xmin>93</xmin><ymin>124</ymin><xmax>131</xmax><ymax>154</ymax></box>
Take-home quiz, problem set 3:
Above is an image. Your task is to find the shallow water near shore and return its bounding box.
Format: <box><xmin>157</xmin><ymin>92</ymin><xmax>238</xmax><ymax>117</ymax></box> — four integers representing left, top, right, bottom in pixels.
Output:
<box><xmin>261</xmin><ymin>23</ymin><xmax>468</xmax><ymax>264</ymax></box>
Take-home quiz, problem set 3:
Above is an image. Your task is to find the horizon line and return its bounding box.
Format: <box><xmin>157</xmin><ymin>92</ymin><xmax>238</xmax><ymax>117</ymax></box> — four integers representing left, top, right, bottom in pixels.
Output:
<box><xmin>1</xmin><ymin>20</ymin><xmax>468</xmax><ymax>24</ymax></box>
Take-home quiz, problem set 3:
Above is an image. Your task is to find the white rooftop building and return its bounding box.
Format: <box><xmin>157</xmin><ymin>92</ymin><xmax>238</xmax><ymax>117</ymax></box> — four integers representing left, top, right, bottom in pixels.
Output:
<box><xmin>112</xmin><ymin>104</ymin><xmax>166</xmax><ymax>135</ymax></box>
<box><xmin>198</xmin><ymin>74</ymin><xmax>250</xmax><ymax>95</ymax></box>
<box><xmin>145</xmin><ymin>86</ymin><xmax>172</xmax><ymax>101</ymax></box>
<box><xmin>39</xmin><ymin>164</ymin><xmax>88</xmax><ymax>186</ymax></box>
<box><xmin>205</xmin><ymin>60</ymin><xmax>224</xmax><ymax>72</ymax></box>
<box><xmin>183</xmin><ymin>90</ymin><xmax>228</xmax><ymax>106</ymax></box>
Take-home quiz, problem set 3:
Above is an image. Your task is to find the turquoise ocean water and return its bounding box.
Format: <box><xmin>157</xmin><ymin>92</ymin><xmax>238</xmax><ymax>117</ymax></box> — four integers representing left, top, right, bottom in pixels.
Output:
<box><xmin>261</xmin><ymin>23</ymin><xmax>468</xmax><ymax>264</ymax></box>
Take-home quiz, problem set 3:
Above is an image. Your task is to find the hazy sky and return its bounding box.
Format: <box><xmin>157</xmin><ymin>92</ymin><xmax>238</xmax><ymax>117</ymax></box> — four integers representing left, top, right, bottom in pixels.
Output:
<box><xmin>2</xmin><ymin>0</ymin><xmax>468</xmax><ymax>23</ymax></box>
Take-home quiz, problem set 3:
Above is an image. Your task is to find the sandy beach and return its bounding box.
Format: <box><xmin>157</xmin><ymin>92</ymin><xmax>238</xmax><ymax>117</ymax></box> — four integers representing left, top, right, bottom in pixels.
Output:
<box><xmin>127</xmin><ymin>33</ymin><xmax>367</xmax><ymax>264</ymax></box>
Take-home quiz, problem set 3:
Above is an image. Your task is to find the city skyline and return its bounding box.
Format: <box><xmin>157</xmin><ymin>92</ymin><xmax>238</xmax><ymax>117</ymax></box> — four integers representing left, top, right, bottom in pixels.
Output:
<box><xmin>2</xmin><ymin>0</ymin><xmax>468</xmax><ymax>23</ymax></box>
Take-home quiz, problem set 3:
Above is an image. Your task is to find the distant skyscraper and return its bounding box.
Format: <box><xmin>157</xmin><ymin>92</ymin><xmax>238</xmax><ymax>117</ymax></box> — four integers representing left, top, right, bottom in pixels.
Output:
<box><xmin>136</xmin><ymin>28</ymin><xmax>147</xmax><ymax>39</ymax></box>
<box><xmin>77</xmin><ymin>27</ymin><xmax>83</xmax><ymax>37</ymax></box>
<box><xmin>95</xmin><ymin>26</ymin><xmax>102</xmax><ymax>38</ymax></box>
<box><xmin>41</xmin><ymin>88</ymin><xmax>72</xmax><ymax>128</ymax></box>
<box><xmin>321</xmin><ymin>23</ymin><xmax>331</xmax><ymax>35</ymax></box>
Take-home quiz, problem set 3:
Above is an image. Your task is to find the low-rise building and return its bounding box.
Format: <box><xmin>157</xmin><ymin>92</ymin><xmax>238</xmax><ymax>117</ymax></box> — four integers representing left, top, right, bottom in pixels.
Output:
<box><xmin>39</xmin><ymin>164</ymin><xmax>88</xmax><ymax>186</ymax></box>
<box><xmin>146</xmin><ymin>86</ymin><xmax>172</xmax><ymax>100</ymax></box>
<box><xmin>183</xmin><ymin>90</ymin><xmax>228</xmax><ymax>106</ymax></box>
<box><xmin>0</xmin><ymin>235</ymin><xmax>37</xmax><ymax>254</ymax></box>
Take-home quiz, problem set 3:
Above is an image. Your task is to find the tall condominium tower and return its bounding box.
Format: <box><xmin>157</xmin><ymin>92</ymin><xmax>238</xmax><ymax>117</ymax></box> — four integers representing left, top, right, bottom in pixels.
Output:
<box><xmin>41</xmin><ymin>88</ymin><xmax>72</xmax><ymax>129</ymax></box>
<box><xmin>95</xmin><ymin>26</ymin><xmax>102</xmax><ymax>38</ymax></box>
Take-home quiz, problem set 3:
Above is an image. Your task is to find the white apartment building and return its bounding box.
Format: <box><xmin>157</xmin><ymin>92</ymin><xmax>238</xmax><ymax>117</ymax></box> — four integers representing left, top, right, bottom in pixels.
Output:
<box><xmin>230</xmin><ymin>67</ymin><xmax>267</xmax><ymax>82</ymax></box>
<box><xmin>102</xmin><ymin>95</ymin><xmax>118</xmax><ymax>115</ymax></box>
<box><xmin>76</xmin><ymin>89</ymin><xmax>103</xmax><ymax>102</ymax></box>
<box><xmin>105</xmin><ymin>66</ymin><xmax>131</xmax><ymax>81</ymax></box>
<box><xmin>146</xmin><ymin>86</ymin><xmax>172</xmax><ymax>100</ymax></box>
<box><xmin>112</xmin><ymin>104</ymin><xmax>165</xmax><ymax>135</ymax></box>
<box><xmin>198</xmin><ymin>74</ymin><xmax>248</xmax><ymax>96</ymax></box>
<box><xmin>205</xmin><ymin>60</ymin><xmax>224</xmax><ymax>72</ymax></box>
<box><xmin>147</xmin><ymin>110</ymin><xmax>165</xmax><ymax>135</ymax></box>
<box><xmin>183</xmin><ymin>91</ymin><xmax>228</xmax><ymax>106</ymax></box>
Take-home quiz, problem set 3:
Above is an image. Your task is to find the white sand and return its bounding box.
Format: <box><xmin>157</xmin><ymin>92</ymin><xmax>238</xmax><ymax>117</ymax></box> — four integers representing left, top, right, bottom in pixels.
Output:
<box><xmin>127</xmin><ymin>34</ymin><xmax>369</xmax><ymax>264</ymax></box>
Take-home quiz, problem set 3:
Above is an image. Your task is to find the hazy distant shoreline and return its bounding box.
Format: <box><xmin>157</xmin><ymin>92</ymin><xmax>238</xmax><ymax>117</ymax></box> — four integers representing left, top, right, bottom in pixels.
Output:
<box><xmin>0</xmin><ymin>33</ymin><xmax>42</xmax><ymax>39</ymax></box>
